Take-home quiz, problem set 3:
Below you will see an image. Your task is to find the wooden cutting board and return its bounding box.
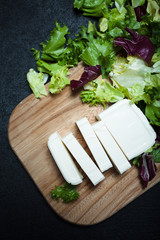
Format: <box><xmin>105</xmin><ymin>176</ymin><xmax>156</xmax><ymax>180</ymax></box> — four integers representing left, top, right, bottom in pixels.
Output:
<box><xmin>8</xmin><ymin>62</ymin><xmax>160</xmax><ymax>225</ymax></box>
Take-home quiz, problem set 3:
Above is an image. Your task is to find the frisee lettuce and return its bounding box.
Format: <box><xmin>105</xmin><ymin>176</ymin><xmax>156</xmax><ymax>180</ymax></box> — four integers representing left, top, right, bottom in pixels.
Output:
<box><xmin>80</xmin><ymin>78</ymin><xmax>124</xmax><ymax>107</ymax></box>
<box><xmin>50</xmin><ymin>183</ymin><xmax>79</xmax><ymax>203</ymax></box>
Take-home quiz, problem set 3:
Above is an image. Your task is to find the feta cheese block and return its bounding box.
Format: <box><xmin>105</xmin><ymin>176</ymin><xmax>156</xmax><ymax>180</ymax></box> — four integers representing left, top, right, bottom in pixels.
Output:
<box><xmin>96</xmin><ymin>99</ymin><xmax>156</xmax><ymax>160</ymax></box>
<box><xmin>76</xmin><ymin>117</ymin><xmax>113</xmax><ymax>172</ymax></box>
<box><xmin>92</xmin><ymin>121</ymin><xmax>131</xmax><ymax>174</ymax></box>
<box><xmin>62</xmin><ymin>133</ymin><xmax>105</xmax><ymax>185</ymax></box>
<box><xmin>48</xmin><ymin>132</ymin><xmax>83</xmax><ymax>185</ymax></box>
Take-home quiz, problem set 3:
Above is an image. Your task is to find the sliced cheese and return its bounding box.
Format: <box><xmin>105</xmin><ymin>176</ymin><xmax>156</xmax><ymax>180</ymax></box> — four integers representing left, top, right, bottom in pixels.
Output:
<box><xmin>96</xmin><ymin>99</ymin><xmax>156</xmax><ymax>160</ymax></box>
<box><xmin>76</xmin><ymin>117</ymin><xmax>113</xmax><ymax>172</ymax></box>
<box><xmin>92</xmin><ymin>121</ymin><xmax>131</xmax><ymax>174</ymax></box>
<box><xmin>62</xmin><ymin>133</ymin><xmax>105</xmax><ymax>185</ymax></box>
<box><xmin>48</xmin><ymin>132</ymin><xmax>83</xmax><ymax>185</ymax></box>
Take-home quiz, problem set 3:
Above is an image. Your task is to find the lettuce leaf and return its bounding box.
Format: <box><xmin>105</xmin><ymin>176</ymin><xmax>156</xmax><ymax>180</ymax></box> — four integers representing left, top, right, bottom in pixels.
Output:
<box><xmin>80</xmin><ymin>78</ymin><xmax>124</xmax><ymax>106</ymax></box>
<box><xmin>110</xmin><ymin>55</ymin><xmax>158</xmax><ymax>91</ymax></box>
<box><xmin>70</xmin><ymin>65</ymin><xmax>101</xmax><ymax>90</ymax></box>
<box><xmin>41</xmin><ymin>21</ymin><xmax>68</xmax><ymax>61</ymax></box>
<box><xmin>150</xmin><ymin>144</ymin><xmax>160</xmax><ymax>163</ymax></box>
<box><xmin>73</xmin><ymin>0</ymin><xmax>109</xmax><ymax>17</ymax></box>
<box><xmin>49</xmin><ymin>66</ymin><xmax>70</xmax><ymax>94</ymax></box>
<box><xmin>131</xmin><ymin>0</ymin><xmax>145</xmax><ymax>8</ymax></box>
<box><xmin>27</xmin><ymin>69</ymin><xmax>47</xmax><ymax>98</ymax></box>
<box><xmin>147</xmin><ymin>0</ymin><xmax>160</xmax><ymax>22</ymax></box>
<box><xmin>115</xmin><ymin>0</ymin><xmax>126</xmax><ymax>13</ymax></box>
<box><xmin>57</xmin><ymin>38</ymin><xmax>84</xmax><ymax>67</ymax></box>
<box><xmin>99</xmin><ymin>17</ymin><xmax>108</xmax><ymax>32</ymax></box>
<box><xmin>145</xmin><ymin>100</ymin><xmax>160</xmax><ymax>126</ymax></box>
<box><xmin>140</xmin><ymin>153</ymin><xmax>157</xmax><ymax>188</ymax></box>
<box><xmin>152</xmin><ymin>50</ymin><xmax>160</xmax><ymax>64</ymax></box>
<box><xmin>109</xmin><ymin>55</ymin><xmax>152</xmax><ymax>89</ymax></box>
<box><xmin>50</xmin><ymin>183</ymin><xmax>79</xmax><ymax>203</ymax></box>
<box><xmin>133</xmin><ymin>126</ymin><xmax>160</xmax><ymax>188</ymax></box>
<box><xmin>37</xmin><ymin>59</ymin><xmax>64</xmax><ymax>76</ymax></box>
<box><xmin>129</xmin><ymin>83</ymin><xmax>151</xmax><ymax>103</ymax></box>
<box><xmin>114</xmin><ymin>27</ymin><xmax>155</xmax><ymax>64</ymax></box>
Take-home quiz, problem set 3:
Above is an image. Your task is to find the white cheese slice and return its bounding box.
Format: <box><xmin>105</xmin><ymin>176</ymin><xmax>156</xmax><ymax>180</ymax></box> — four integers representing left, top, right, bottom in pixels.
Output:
<box><xmin>96</xmin><ymin>99</ymin><xmax>156</xmax><ymax>160</ymax></box>
<box><xmin>62</xmin><ymin>133</ymin><xmax>105</xmax><ymax>185</ymax></box>
<box><xmin>48</xmin><ymin>132</ymin><xmax>83</xmax><ymax>185</ymax></box>
<box><xmin>76</xmin><ymin>117</ymin><xmax>113</xmax><ymax>172</ymax></box>
<box><xmin>92</xmin><ymin>121</ymin><xmax>131</xmax><ymax>174</ymax></box>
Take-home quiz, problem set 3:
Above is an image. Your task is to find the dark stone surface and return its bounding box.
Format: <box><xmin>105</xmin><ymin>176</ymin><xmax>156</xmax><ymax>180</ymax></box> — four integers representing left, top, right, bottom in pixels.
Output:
<box><xmin>0</xmin><ymin>1</ymin><xmax>160</xmax><ymax>239</ymax></box>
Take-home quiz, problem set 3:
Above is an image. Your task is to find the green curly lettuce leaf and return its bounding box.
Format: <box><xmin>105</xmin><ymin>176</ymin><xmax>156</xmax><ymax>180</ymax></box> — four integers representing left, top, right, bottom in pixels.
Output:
<box><xmin>36</xmin><ymin>59</ymin><xmax>64</xmax><ymax>75</ymax></box>
<box><xmin>73</xmin><ymin>0</ymin><xmax>109</xmax><ymax>17</ymax></box>
<box><xmin>49</xmin><ymin>66</ymin><xmax>70</xmax><ymax>94</ymax></box>
<box><xmin>40</xmin><ymin>21</ymin><xmax>69</xmax><ymax>61</ymax></box>
<box><xmin>50</xmin><ymin>183</ymin><xmax>79</xmax><ymax>203</ymax></box>
<box><xmin>80</xmin><ymin>78</ymin><xmax>124</xmax><ymax>107</ymax></box>
<box><xmin>145</xmin><ymin>99</ymin><xmax>160</xmax><ymax>126</ymax></box>
<box><xmin>27</xmin><ymin>69</ymin><xmax>47</xmax><ymax>98</ymax></box>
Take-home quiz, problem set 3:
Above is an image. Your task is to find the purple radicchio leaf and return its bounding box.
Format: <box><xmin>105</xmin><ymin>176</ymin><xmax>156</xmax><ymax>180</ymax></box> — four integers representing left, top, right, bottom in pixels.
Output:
<box><xmin>114</xmin><ymin>27</ymin><xmax>155</xmax><ymax>65</ymax></box>
<box><xmin>70</xmin><ymin>65</ymin><xmax>101</xmax><ymax>91</ymax></box>
<box><xmin>134</xmin><ymin>3</ymin><xmax>147</xmax><ymax>22</ymax></box>
<box><xmin>140</xmin><ymin>153</ymin><xmax>157</xmax><ymax>188</ymax></box>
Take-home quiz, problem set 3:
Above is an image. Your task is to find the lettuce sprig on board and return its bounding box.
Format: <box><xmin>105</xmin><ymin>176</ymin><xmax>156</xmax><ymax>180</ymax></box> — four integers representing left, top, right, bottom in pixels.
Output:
<box><xmin>50</xmin><ymin>183</ymin><xmax>79</xmax><ymax>203</ymax></box>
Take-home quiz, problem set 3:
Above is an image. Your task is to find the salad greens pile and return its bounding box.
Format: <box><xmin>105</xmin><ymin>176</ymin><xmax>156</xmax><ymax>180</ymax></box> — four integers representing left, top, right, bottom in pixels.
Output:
<box><xmin>27</xmin><ymin>0</ymin><xmax>160</xmax><ymax>188</ymax></box>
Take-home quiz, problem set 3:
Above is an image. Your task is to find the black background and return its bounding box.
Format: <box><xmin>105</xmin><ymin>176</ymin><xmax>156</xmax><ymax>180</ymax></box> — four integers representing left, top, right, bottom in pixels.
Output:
<box><xmin>0</xmin><ymin>1</ymin><xmax>160</xmax><ymax>239</ymax></box>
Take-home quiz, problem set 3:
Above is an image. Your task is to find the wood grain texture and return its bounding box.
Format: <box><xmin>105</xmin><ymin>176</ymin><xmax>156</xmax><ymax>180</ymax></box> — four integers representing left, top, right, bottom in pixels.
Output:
<box><xmin>8</xmin><ymin>62</ymin><xmax>160</xmax><ymax>225</ymax></box>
